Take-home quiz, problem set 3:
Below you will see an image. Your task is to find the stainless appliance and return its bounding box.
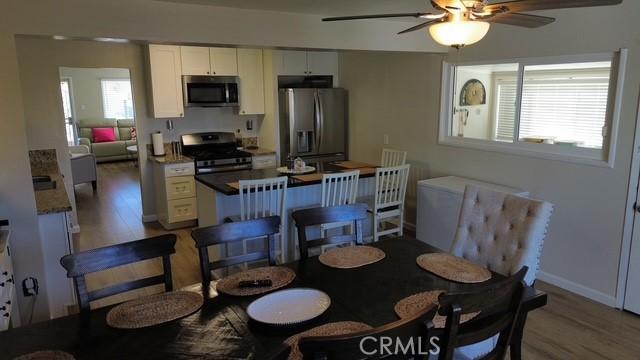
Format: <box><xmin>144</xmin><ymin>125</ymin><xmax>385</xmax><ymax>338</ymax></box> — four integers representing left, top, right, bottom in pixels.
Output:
<box><xmin>279</xmin><ymin>88</ymin><xmax>347</xmax><ymax>164</ymax></box>
<box><xmin>182</xmin><ymin>75</ymin><xmax>239</xmax><ymax>107</ymax></box>
<box><xmin>181</xmin><ymin>132</ymin><xmax>252</xmax><ymax>174</ymax></box>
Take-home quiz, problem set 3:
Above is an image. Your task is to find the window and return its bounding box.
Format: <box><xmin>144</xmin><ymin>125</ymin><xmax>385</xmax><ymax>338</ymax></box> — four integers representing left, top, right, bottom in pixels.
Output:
<box><xmin>439</xmin><ymin>51</ymin><xmax>626</xmax><ymax>166</ymax></box>
<box><xmin>60</xmin><ymin>79</ymin><xmax>76</xmax><ymax>146</ymax></box>
<box><xmin>101</xmin><ymin>79</ymin><xmax>134</xmax><ymax>119</ymax></box>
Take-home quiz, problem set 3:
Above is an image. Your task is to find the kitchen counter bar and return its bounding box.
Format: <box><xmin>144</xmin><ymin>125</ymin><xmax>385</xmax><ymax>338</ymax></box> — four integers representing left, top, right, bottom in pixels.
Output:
<box><xmin>195</xmin><ymin>161</ymin><xmax>375</xmax><ymax>195</ymax></box>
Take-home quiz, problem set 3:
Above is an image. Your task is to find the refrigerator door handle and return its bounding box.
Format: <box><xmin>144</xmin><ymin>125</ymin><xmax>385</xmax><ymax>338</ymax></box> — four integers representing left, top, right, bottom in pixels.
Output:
<box><xmin>288</xmin><ymin>89</ymin><xmax>296</xmax><ymax>155</ymax></box>
<box><xmin>313</xmin><ymin>91</ymin><xmax>321</xmax><ymax>153</ymax></box>
<box><xmin>317</xmin><ymin>91</ymin><xmax>324</xmax><ymax>152</ymax></box>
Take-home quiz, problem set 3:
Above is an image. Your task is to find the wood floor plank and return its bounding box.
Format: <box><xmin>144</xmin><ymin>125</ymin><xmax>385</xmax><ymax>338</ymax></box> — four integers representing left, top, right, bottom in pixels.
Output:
<box><xmin>72</xmin><ymin>161</ymin><xmax>640</xmax><ymax>359</ymax></box>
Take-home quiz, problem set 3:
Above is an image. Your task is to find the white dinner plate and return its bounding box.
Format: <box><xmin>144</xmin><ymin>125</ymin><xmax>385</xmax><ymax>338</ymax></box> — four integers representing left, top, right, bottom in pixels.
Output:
<box><xmin>247</xmin><ymin>288</ymin><xmax>331</xmax><ymax>325</ymax></box>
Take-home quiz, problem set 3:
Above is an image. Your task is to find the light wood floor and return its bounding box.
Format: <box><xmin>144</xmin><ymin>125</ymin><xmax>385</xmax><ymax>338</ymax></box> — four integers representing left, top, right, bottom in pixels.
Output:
<box><xmin>73</xmin><ymin>162</ymin><xmax>640</xmax><ymax>359</ymax></box>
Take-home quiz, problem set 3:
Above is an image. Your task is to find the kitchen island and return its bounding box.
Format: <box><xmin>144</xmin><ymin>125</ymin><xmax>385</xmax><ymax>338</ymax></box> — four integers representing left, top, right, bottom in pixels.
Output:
<box><xmin>195</xmin><ymin>161</ymin><xmax>377</xmax><ymax>262</ymax></box>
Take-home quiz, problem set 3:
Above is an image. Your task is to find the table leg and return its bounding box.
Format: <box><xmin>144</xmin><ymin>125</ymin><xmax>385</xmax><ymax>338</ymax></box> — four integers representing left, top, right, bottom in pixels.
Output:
<box><xmin>510</xmin><ymin>311</ymin><xmax>528</xmax><ymax>360</ymax></box>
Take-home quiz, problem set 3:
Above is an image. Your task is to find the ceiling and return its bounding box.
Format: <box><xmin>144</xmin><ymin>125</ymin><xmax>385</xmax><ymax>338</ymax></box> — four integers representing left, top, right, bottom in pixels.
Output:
<box><xmin>156</xmin><ymin>0</ymin><xmax>438</xmax><ymax>17</ymax></box>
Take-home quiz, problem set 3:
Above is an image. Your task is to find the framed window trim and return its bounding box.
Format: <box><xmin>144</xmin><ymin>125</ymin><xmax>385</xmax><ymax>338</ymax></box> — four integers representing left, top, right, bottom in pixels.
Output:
<box><xmin>438</xmin><ymin>49</ymin><xmax>628</xmax><ymax>168</ymax></box>
<box><xmin>100</xmin><ymin>78</ymin><xmax>135</xmax><ymax>120</ymax></box>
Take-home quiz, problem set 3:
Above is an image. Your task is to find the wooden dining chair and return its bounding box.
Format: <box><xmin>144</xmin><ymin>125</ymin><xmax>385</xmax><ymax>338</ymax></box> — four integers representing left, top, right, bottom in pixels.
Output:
<box><xmin>237</xmin><ymin>177</ymin><xmax>288</xmax><ymax>264</ymax></box>
<box><xmin>292</xmin><ymin>203</ymin><xmax>368</xmax><ymax>260</ymax></box>
<box><xmin>190</xmin><ymin>216</ymin><xmax>281</xmax><ymax>285</ymax></box>
<box><xmin>60</xmin><ymin>234</ymin><xmax>177</xmax><ymax>313</ymax></box>
<box><xmin>437</xmin><ymin>267</ymin><xmax>528</xmax><ymax>360</ymax></box>
<box><xmin>320</xmin><ymin>170</ymin><xmax>361</xmax><ymax>240</ymax></box>
<box><xmin>297</xmin><ymin>304</ymin><xmax>438</xmax><ymax>359</ymax></box>
<box><xmin>381</xmin><ymin>148</ymin><xmax>407</xmax><ymax>167</ymax></box>
<box><xmin>371</xmin><ymin>164</ymin><xmax>410</xmax><ymax>242</ymax></box>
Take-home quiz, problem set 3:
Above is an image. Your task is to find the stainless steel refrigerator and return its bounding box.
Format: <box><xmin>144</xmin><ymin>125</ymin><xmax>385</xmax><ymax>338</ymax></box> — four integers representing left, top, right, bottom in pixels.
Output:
<box><xmin>278</xmin><ymin>88</ymin><xmax>347</xmax><ymax>164</ymax></box>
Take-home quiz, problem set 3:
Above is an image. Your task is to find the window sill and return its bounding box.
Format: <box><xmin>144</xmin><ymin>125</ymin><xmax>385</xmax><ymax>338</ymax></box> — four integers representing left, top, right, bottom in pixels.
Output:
<box><xmin>438</xmin><ymin>136</ymin><xmax>614</xmax><ymax>168</ymax></box>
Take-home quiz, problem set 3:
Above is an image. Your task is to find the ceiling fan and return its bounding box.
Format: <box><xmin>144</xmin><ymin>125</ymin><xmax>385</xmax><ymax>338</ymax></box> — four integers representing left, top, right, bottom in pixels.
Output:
<box><xmin>322</xmin><ymin>0</ymin><xmax>623</xmax><ymax>48</ymax></box>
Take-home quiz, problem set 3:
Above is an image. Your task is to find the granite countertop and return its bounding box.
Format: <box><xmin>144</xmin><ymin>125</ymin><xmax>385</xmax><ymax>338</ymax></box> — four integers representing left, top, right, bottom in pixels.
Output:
<box><xmin>29</xmin><ymin>149</ymin><xmax>73</xmax><ymax>215</ymax></box>
<box><xmin>244</xmin><ymin>147</ymin><xmax>276</xmax><ymax>156</ymax></box>
<box><xmin>148</xmin><ymin>153</ymin><xmax>193</xmax><ymax>164</ymax></box>
<box><xmin>195</xmin><ymin>161</ymin><xmax>377</xmax><ymax>196</ymax></box>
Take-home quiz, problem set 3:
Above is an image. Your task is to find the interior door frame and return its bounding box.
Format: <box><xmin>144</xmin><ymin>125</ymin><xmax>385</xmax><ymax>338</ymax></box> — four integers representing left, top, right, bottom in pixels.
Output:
<box><xmin>617</xmin><ymin>93</ymin><xmax>640</xmax><ymax>309</ymax></box>
<box><xmin>60</xmin><ymin>76</ymin><xmax>78</xmax><ymax>145</ymax></box>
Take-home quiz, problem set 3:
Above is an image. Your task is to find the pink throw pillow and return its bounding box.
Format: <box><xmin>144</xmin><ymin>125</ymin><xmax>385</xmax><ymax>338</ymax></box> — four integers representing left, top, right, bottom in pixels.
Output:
<box><xmin>92</xmin><ymin>127</ymin><xmax>116</xmax><ymax>143</ymax></box>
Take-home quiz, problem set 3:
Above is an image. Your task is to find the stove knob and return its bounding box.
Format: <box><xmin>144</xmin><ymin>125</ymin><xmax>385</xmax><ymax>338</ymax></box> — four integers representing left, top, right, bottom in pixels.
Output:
<box><xmin>235</xmin><ymin>158</ymin><xmax>240</xmax><ymax>163</ymax></box>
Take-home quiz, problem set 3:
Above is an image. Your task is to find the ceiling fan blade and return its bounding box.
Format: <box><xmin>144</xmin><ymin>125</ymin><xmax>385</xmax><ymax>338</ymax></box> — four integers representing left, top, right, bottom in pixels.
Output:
<box><xmin>486</xmin><ymin>12</ymin><xmax>555</xmax><ymax>28</ymax></box>
<box><xmin>431</xmin><ymin>0</ymin><xmax>467</xmax><ymax>11</ymax></box>
<box><xmin>322</xmin><ymin>13</ymin><xmax>432</xmax><ymax>21</ymax></box>
<box><xmin>486</xmin><ymin>0</ymin><xmax>622</xmax><ymax>13</ymax></box>
<box><xmin>397</xmin><ymin>19</ymin><xmax>442</xmax><ymax>34</ymax></box>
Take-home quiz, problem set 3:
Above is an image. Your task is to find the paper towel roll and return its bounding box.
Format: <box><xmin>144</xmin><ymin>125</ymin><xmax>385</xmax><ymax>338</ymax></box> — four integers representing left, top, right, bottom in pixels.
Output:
<box><xmin>152</xmin><ymin>132</ymin><xmax>165</xmax><ymax>156</ymax></box>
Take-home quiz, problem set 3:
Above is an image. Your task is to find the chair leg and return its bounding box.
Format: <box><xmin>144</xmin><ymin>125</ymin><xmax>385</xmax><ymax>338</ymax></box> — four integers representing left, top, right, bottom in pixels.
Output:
<box><xmin>92</xmin><ymin>180</ymin><xmax>97</xmax><ymax>191</ymax></box>
<box><xmin>399</xmin><ymin>211</ymin><xmax>404</xmax><ymax>237</ymax></box>
<box><xmin>373</xmin><ymin>215</ymin><xmax>379</xmax><ymax>242</ymax></box>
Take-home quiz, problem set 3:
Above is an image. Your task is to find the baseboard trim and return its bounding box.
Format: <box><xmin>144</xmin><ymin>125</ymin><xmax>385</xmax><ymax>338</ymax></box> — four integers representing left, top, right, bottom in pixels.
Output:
<box><xmin>404</xmin><ymin>221</ymin><xmax>416</xmax><ymax>232</ymax></box>
<box><xmin>142</xmin><ymin>214</ymin><xmax>158</xmax><ymax>222</ymax></box>
<box><xmin>537</xmin><ymin>271</ymin><xmax>616</xmax><ymax>307</ymax></box>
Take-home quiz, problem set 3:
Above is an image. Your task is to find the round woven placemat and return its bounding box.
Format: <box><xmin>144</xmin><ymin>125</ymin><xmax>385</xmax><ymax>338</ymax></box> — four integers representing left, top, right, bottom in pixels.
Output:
<box><xmin>106</xmin><ymin>291</ymin><xmax>203</xmax><ymax>329</ymax></box>
<box><xmin>416</xmin><ymin>253</ymin><xmax>491</xmax><ymax>283</ymax></box>
<box><xmin>394</xmin><ymin>290</ymin><xmax>480</xmax><ymax>328</ymax></box>
<box><xmin>285</xmin><ymin>321</ymin><xmax>372</xmax><ymax>360</ymax></box>
<box><xmin>216</xmin><ymin>266</ymin><xmax>296</xmax><ymax>296</ymax></box>
<box><xmin>13</xmin><ymin>351</ymin><xmax>75</xmax><ymax>360</ymax></box>
<box><xmin>319</xmin><ymin>246</ymin><xmax>385</xmax><ymax>269</ymax></box>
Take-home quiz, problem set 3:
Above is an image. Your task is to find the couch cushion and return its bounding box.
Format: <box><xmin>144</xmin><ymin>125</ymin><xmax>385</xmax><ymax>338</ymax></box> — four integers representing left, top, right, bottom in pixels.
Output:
<box><xmin>92</xmin><ymin>141</ymin><xmax>126</xmax><ymax>157</ymax></box>
<box><xmin>117</xmin><ymin>119</ymin><xmax>135</xmax><ymax>140</ymax></box>
<box><xmin>93</xmin><ymin>127</ymin><xmax>117</xmax><ymax>143</ymax></box>
<box><xmin>77</xmin><ymin>118</ymin><xmax>119</xmax><ymax>141</ymax></box>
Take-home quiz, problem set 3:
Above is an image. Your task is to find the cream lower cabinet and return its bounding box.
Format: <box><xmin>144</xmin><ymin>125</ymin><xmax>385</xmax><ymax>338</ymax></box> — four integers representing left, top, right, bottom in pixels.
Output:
<box><xmin>237</xmin><ymin>48</ymin><xmax>265</xmax><ymax>115</ymax></box>
<box><xmin>154</xmin><ymin>162</ymin><xmax>198</xmax><ymax>230</ymax></box>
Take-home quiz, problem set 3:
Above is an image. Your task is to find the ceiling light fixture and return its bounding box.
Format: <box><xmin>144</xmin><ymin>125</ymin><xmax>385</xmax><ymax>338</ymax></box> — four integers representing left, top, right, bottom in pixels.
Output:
<box><xmin>428</xmin><ymin>11</ymin><xmax>490</xmax><ymax>49</ymax></box>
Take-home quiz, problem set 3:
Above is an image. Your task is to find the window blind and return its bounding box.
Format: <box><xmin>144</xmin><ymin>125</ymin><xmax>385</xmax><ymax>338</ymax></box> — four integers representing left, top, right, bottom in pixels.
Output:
<box><xmin>101</xmin><ymin>79</ymin><xmax>134</xmax><ymax>119</ymax></box>
<box><xmin>494</xmin><ymin>73</ymin><xmax>610</xmax><ymax>149</ymax></box>
<box><xmin>495</xmin><ymin>82</ymin><xmax>517</xmax><ymax>142</ymax></box>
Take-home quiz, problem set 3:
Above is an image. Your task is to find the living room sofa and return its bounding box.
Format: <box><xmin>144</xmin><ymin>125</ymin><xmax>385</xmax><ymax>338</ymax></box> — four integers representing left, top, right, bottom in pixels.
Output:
<box><xmin>77</xmin><ymin>119</ymin><xmax>137</xmax><ymax>163</ymax></box>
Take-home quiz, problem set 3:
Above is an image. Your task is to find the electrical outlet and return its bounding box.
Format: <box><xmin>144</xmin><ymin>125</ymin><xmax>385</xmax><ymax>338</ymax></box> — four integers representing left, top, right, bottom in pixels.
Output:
<box><xmin>383</xmin><ymin>134</ymin><xmax>389</xmax><ymax>145</ymax></box>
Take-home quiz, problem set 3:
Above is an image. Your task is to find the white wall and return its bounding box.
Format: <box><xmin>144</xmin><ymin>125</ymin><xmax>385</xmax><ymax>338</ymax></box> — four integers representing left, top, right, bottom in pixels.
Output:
<box><xmin>340</xmin><ymin>1</ymin><xmax>640</xmax><ymax>305</ymax></box>
<box><xmin>59</xmin><ymin>67</ymin><xmax>131</xmax><ymax>120</ymax></box>
<box><xmin>453</xmin><ymin>68</ymin><xmax>492</xmax><ymax>140</ymax></box>
<box><xmin>0</xmin><ymin>21</ymin><xmax>51</xmax><ymax>323</ymax></box>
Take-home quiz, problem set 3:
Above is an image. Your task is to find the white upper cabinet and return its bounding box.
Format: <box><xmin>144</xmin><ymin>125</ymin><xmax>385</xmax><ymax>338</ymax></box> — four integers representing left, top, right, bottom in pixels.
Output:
<box><xmin>148</xmin><ymin>45</ymin><xmax>184</xmax><ymax>118</ymax></box>
<box><xmin>181</xmin><ymin>46</ymin><xmax>238</xmax><ymax>76</ymax></box>
<box><xmin>237</xmin><ymin>48</ymin><xmax>265</xmax><ymax>115</ymax></box>
<box><xmin>306</xmin><ymin>51</ymin><xmax>339</xmax><ymax>76</ymax></box>
<box><xmin>180</xmin><ymin>46</ymin><xmax>210</xmax><ymax>76</ymax></box>
<box><xmin>210</xmin><ymin>48</ymin><xmax>238</xmax><ymax>76</ymax></box>
<box><xmin>278</xmin><ymin>50</ymin><xmax>338</xmax><ymax>76</ymax></box>
<box><xmin>280</xmin><ymin>50</ymin><xmax>309</xmax><ymax>75</ymax></box>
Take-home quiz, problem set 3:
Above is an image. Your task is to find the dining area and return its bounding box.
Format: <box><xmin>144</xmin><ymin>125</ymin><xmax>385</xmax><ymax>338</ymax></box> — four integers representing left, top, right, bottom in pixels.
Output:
<box><xmin>0</xmin><ymin>146</ymin><xmax>554</xmax><ymax>359</ymax></box>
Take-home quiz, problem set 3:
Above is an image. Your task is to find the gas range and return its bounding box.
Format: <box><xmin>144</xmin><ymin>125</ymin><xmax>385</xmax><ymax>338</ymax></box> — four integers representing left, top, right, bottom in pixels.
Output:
<box><xmin>181</xmin><ymin>132</ymin><xmax>252</xmax><ymax>174</ymax></box>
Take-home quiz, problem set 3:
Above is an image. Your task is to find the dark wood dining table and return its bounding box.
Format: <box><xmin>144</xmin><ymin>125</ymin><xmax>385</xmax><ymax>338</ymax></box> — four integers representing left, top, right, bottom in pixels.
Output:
<box><xmin>0</xmin><ymin>236</ymin><xmax>546</xmax><ymax>360</ymax></box>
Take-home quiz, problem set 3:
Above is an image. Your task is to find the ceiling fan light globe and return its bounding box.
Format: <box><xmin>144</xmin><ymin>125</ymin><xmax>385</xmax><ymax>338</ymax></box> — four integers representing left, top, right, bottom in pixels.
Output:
<box><xmin>428</xmin><ymin>20</ymin><xmax>490</xmax><ymax>48</ymax></box>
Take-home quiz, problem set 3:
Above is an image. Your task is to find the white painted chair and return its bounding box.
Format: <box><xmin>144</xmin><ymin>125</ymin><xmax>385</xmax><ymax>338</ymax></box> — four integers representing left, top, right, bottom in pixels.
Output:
<box><xmin>448</xmin><ymin>184</ymin><xmax>553</xmax><ymax>359</ymax></box>
<box><xmin>238</xmin><ymin>176</ymin><xmax>288</xmax><ymax>263</ymax></box>
<box><xmin>320</xmin><ymin>170</ymin><xmax>360</xmax><ymax>242</ymax></box>
<box><xmin>381</xmin><ymin>148</ymin><xmax>407</xmax><ymax>167</ymax></box>
<box><xmin>370</xmin><ymin>164</ymin><xmax>410</xmax><ymax>242</ymax></box>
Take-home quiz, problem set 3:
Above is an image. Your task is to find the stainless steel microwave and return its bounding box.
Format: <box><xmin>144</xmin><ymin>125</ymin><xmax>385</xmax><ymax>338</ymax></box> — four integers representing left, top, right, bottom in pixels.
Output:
<box><xmin>182</xmin><ymin>75</ymin><xmax>239</xmax><ymax>107</ymax></box>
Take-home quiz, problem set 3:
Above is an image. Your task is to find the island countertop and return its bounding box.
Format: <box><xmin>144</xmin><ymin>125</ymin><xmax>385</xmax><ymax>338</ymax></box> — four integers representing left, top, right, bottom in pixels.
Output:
<box><xmin>195</xmin><ymin>161</ymin><xmax>377</xmax><ymax>195</ymax></box>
